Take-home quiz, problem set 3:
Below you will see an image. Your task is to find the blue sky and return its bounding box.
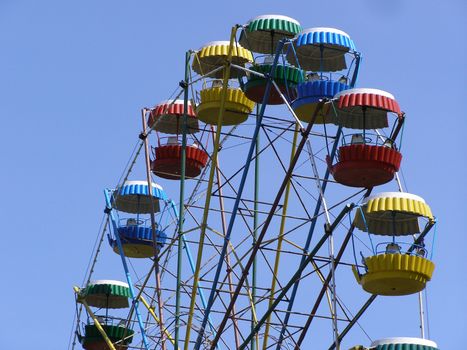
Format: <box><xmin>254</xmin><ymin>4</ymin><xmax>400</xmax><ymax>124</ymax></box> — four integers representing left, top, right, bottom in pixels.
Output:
<box><xmin>1</xmin><ymin>1</ymin><xmax>465</xmax><ymax>349</ymax></box>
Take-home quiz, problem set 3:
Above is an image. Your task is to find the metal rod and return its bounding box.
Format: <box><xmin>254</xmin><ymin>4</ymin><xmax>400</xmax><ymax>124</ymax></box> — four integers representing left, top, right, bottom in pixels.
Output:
<box><xmin>184</xmin><ymin>25</ymin><xmax>238</xmax><ymax>350</ymax></box>
<box><xmin>230</xmin><ymin>63</ymin><xmax>267</xmax><ymax>78</ymax></box>
<box><xmin>182</xmin><ymin>204</ymin><xmax>259</xmax><ymax>327</ymax></box>
<box><xmin>237</xmin><ymin>204</ymin><xmax>355</xmax><ymax>350</ymax></box>
<box><xmin>103</xmin><ymin>190</ymin><xmax>150</xmax><ymax>350</ymax></box>
<box><xmin>272</xmin><ymin>52</ymin><xmax>362</xmax><ymax>345</ymax></box>
<box><xmin>418</xmin><ymin>291</ymin><xmax>426</xmax><ymax>338</ymax></box>
<box><xmin>328</xmin><ymin>295</ymin><xmax>377</xmax><ymax>350</ymax></box>
<box><xmin>72</xmin><ymin>218</ymin><xmax>109</xmax><ymax>349</ymax></box>
<box><xmin>188</xmin><ymin>65</ymin><xmax>225</xmax><ymax>86</ymax></box>
<box><xmin>262</xmin><ymin>123</ymin><xmax>299</xmax><ymax>350</ymax></box>
<box><xmin>212</xmin><ymin>121</ymin><xmax>291</xmax><ymax>197</ymax></box>
<box><xmin>174</xmin><ymin>50</ymin><xmax>190</xmax><ymax>350</ymax></box>
<box><xmin>170</xmin><ymin>202</ymin><xmax>219</xmax><ymax>339</ymax></box>
<box><xmin>306</xmin><ymin>139</ymin><xmax>331</xmax><ymax>224</ymax></box>
<box><xmin>390</xmin><ymin>112</ymin><xmax>405</xmax><ymax>142</ymax></box>
<box><xmin>209</xmin><ymin>99</ymin><xmax>328</xmax><ymax>350</ymax></box>
<box><xmin>394</xmin><ymin>172</ymin><xmax>404</xmax><ymax>192</ymax></box>
<box><xmin>252</xmin><ymin>103</ymin><xmax>260</xmax><ymax>350</ymax></box>
<box><xmin>194</xmin><ymin>38</ymin><xmax>287</xmax><ymax>350</ymax></box>
<box><xmin>259</xmin><ymin>121</ymin><xmax>333</xmax><ymax>138</ymax></box>
<box><xmin>270</xmin><ymin>79</ymin><xmax>304</xmax><ymax>129</ymax></box>
<box><xmin>408</xmin><ymin>220</ymin><xmax>436</xmax><ymax>254</ymax></box>
<box><xmin>74</xmin><ymin>287</ymin><xmax>117</xmax><ymax>350</ymax></box>
<box><xmin>274</xmin><ymin>126</ymin><xmax>343</xmax><ymax>350</ymax></box>
<box><xmin>329</xmin><ymin>234</ymin><xmax>339</xmax><ymax>349</ymax></box>
<box><xmin>349</xmin><ymin>53</ymin><xmax>361</xmax><ymax>88</ymax></box>
<box><xmin>309</xmin><ymin>259</ymin><xmax>339</xmax><ymax>321</ymax></box>
<box><xmin>294</xmin><ymin>188</ymin><xmax>372</xmax><ymax>348</ymax></box>
<box><xmin>295</xmin><ymin>221</ymin><xmax>355</xmax><ymax>345</ymax></box>
<box><xmin>259</xmin><ymin>125</ymin><xmax>313</xmax><ymax>221</ymax></box>
<box><xmin>141</xmin><ymin>108</ymin><xmax>167</xmax><ymax>350</ymax></box>
<box><xmin>139</xmin><ymin>295</ymin><xmax>178</xmax><ymax>348</ymax></box>
<box><xmin>211</xmin><ymin>125</ymin><xmax>242</xmax><ymax>349</ymax></box>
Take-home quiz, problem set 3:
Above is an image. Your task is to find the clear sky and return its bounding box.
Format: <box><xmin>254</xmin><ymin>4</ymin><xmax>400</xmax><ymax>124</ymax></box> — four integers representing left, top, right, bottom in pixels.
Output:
<box><xmin>1</xmin><ymin>1</ymin><xmax>465</xmax><ymax>349</ymax></box>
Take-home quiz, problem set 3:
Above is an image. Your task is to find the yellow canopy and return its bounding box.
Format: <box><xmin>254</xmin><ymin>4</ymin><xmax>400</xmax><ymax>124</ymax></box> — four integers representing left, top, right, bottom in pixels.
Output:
<box><xmin>192</xmin><ymin>41</ymin><xmax>253</xmax><ymax>78</ymax></box>
<box><xmin>354</xmin><ymin>192</ymin><xmax>434</xmax><ymax>235</ymax></box>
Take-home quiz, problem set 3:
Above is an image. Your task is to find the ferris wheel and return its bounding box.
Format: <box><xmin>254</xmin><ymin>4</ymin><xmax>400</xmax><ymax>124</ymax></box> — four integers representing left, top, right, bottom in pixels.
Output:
<box><xmin>70</xmin><ymin>14</ymin><xmax>439</xmax><ymax>350</ymax></box>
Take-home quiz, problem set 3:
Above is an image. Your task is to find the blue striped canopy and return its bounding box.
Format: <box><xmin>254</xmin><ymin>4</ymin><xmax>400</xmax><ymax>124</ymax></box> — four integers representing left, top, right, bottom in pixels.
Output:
<box><xmin>113</xmin><ymin>181</ymin><xmax>167</xmax><ymax>214</ymax></box>
<box><xmin>287</xmin><ymin>27</ymin><xmax>357</xmax><ymax>72</ymax></box>
<box><xmin>293</xmin><ymin>80</ymin><xmax>350</xmax><ymax>107</ymax></box>
<box><xmin>295</xmin><ymin>27</ymin><xmax>356</xmax><ymax>51</ymax></box>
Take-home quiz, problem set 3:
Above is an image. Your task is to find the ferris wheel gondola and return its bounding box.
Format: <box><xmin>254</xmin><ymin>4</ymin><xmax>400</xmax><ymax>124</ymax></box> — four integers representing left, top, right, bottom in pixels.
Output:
<box><xmin>107</xmin><ymin>180</ymin><xmax>169</xmax><ymax>258</ymax></box>
<box><xmin>238</xmin><ymin>14</ymin><xmax>305</xmax><ymax>105</ymax></box>
<box><xmin>352</xmin><ymin>192</ymin><xmax>436</xmax><ymax>296</ymax></box>
<box><xmin>193</xmin><ymin>41</ymin><xmax>255</xmax><ymax>125</ymax></box>
<box><xmin>328</xmin><ymin>88</ymin><xmax>403</xmax><ymax>188</ymax></box>
<box><xmin>149</xmin><ymin>100</ymin><xmax>208</xmax><ymax>180</ymax></box>
<box><xmin>289</xmin><ymin>27</ymin><xmax>357</xmax><ymax>123</ymax></box>
<box><xmin>75</xmin><ymin>280</ymin><xmax>134</xmax><ymax>350</ymax></box>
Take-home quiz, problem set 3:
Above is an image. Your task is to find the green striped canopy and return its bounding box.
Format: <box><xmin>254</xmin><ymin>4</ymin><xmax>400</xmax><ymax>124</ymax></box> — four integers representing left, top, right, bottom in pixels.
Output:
<box><xmin>79</xmin><ymin>280</ymin><xmax>130</xmax><ymax>309</ymax></box>
<box><xmin>370</xmin><ymin>338</ymin><xmax>438</xmax><ymax>350</ymax></box>
<box><xmin>239</xmin><ymin>15</ymin><xmax>301</xmax><ymax>54</ymax></box>
<box><xmin>247</xmin><ymin>15</ymin><xmax>301</xmax><ymax>35</ymax></box>
<box><xmin>375</xmin><ymin>345</ymin><xmax>438</xmax><ymax>350</ymax></box>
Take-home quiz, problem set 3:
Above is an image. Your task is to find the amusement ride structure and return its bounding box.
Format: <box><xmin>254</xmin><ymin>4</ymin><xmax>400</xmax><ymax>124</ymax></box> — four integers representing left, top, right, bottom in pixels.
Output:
<box><xmin>69</xmin><ymin>14</ymin><xmax>439</xmax><ymax>350</ymax></box>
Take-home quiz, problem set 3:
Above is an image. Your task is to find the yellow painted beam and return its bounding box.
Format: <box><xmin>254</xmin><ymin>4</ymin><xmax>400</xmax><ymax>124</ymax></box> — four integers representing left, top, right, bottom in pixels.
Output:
<box><xmin>262</xmin><ymin>125</ymin><xmax>299</xmax><ymax>350</ymax></box>
<box><xmin>74</xmin><ymin>286</ymin><xmax>117</xmax><ymax>350</ymax></box>
<box><xmin>139</xmin><ymin>295</ymin><xmax>178</xmax><ymax>349</ymax></box>
<box><xmin>183</xmin><ymin>25</ymin><xmax>239</xmax><ymax>350</ymax></box>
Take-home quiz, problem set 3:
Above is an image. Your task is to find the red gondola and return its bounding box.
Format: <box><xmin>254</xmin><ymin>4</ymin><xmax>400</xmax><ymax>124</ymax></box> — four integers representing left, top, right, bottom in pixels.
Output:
<box><xmin>149</xmin><ymin>100</ymin><xmax>209</xmax><ymax>180</ymax></box>
<box><xmin>328</xmin><ymin>88</ymin><xmax>404</xmax><ymax>188</ymax></box>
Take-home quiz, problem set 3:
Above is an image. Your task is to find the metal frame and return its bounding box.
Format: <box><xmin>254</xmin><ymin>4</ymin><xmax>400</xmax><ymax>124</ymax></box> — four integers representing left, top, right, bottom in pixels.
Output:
<box><xmin>70</xmin><ymin>22</ymin><xmax>437</xmax><ymax>350</ymax></box>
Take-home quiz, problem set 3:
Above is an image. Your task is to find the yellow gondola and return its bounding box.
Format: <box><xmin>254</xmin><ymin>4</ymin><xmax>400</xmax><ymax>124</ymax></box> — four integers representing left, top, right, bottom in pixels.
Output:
<box><xmin>352</xmin><ymin>192</ymin><xmax>436</xmax><ymax>296</ymax></box>
<box><xmin>196</xmin><ymin>85</ymin><xmax>255</xmax><ymax>126</ymax></box>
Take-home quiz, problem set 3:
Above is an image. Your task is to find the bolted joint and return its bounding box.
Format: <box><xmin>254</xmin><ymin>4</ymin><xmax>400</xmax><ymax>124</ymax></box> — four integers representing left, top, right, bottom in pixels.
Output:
<box><xmin>104</xmin><ymin>207</ymin><xmax>111</xmax><ymax>214</ymax></box>
<box><xmin>139</xmin><ymin>132</ymin><xmax>147</xmax><ymax>140</ymax></box>
<box><xmin>324</xmin><ymin>222</ymin><xmax>332</xmax><ymax>235</ymax></box>
<box><xmin>223</xmin><ymin>59</ymin><xmax>232</xmax><ymax>68</ymax></box>
<box><xmin>179</xmin><ymin>80</ymin><xmax>188</xmax><ymax>88</ymax></box>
